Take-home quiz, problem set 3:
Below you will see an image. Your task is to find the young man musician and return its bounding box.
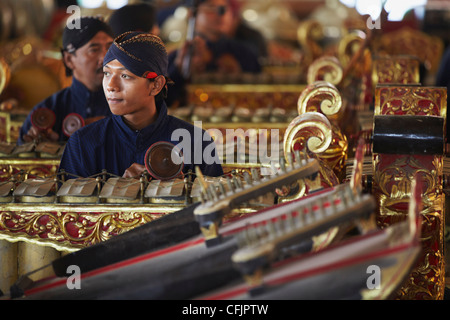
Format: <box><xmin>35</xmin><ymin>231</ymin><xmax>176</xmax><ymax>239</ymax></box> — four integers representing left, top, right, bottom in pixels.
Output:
<box><xmin>59</xmin><ymin>31</ymin><xmax>223</xmax><ymax>179</ymax></box>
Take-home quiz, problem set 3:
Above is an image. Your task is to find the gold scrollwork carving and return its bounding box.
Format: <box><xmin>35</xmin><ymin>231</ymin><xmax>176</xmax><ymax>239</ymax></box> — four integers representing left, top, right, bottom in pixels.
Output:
<box><xmin>337</xmin><ymin>30</ymin><xmax>366</xmax><ymax>68</ymax></box>
<box><xmin>283</xmin><ymin>112</ymin><xmax>332</xmax><ymax>159</ymax></box>
<box><xmin>282</xmin><ymin>111</ymin><xmax>342</xmax><ymax>186</ymax></box>
<box><xmin>373</xmin><ymin>155</ymin><xmax>442</xmax><ymax>214</ymax></box>
<box><xmin>372</xmin><ymin>149</ymin><xmax>445</xmax><ymax>299</ymax></box>
<box><xmin>297</xmin><ymin>81</ymin><xmax>343</xmax><ymax>123</ymax></box>
<box><xmin>296</xmin><ymin>82</ymin><xmax>348</xmax><ymax>178</ymax></box>
<box><xmin>372</xmin><ymin>55</ymin><xmax>420</xmax><ymax>86</ymax></box>
<box><xmin>384</xmin><ymin>205</ymin><xmax>444</xmax><ymax>300</ymax></box>
<box><xmin>0</xmin><ymin>206</ymin><xmax>176</xmax><ymax>251</ymax></box>
<box><xmin>373</xmin><ymin>27</ymin><xmax>444</xmax><ymax>73</ymax></box>
<box><xmin>297</xmin><ymin>19</ymin><xmax>323</xmax><ymax>67</ymax></box>
<box><xmin>0</xmin><ymin>58</ymin><xmax>11</xmax><ymax>96</ymax></box>
<box><xmin>306</xmin><ymin>57</ymin><xmax>343</xmax><ymax>86</ymax></box>
<box><xmin>0</xmin><ymin>159</ymin><xmax>60</xmax><ymax>181</ymax></box>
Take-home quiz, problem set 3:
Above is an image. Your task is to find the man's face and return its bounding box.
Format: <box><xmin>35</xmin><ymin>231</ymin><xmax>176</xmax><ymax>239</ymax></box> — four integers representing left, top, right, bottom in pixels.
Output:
<box><xmin>102</xmin><ymin>59</ymin><xmax>156</xmax><ymax>117</ymax></box>
<box><xmin>65</xmin><ymin>31</ymin><xmax>113</xmax><ymax>92</ymax></box>
<box><xmin>196</xmin><ymin>0</ymin><xmax>234</xmax><ymax>40</ymax></box>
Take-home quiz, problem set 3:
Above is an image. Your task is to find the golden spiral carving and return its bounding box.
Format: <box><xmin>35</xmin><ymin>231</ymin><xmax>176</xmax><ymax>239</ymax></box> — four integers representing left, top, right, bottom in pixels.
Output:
<box><xmin>297</xmin><ymin>81</ymin><xmax>343</xmax><ymax>118</ymax></box>
<box><xmin>0</xmin><ymin>58</ymin><xmax>11</xmax><ymax>96</ymax></box>
<box><xmin>337</xmin><ymin>30</ymin><xmax>366</xmax><ymax>68</ymax></box>
<box><xmin>283</xmin><ymin>112</ymin><xmax>332</xmax><ymax>161</ymax></box>
<box><xmin>297</xmin><ymin>20</ymin><xmax>323</xmax><ymax>65</ymax></box>
<box><xmin>297</xmin><ymin>20</ymin><xmax>323</xmax><ymax>44</ymax></box>
<box><xmin>307</xmin><ymin>56</ymin><xmax>343</xmax><ymax>86</ymax></box>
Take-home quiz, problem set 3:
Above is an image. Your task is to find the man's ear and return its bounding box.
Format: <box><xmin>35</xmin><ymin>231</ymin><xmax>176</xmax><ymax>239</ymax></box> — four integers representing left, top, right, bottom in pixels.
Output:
<box><xmin>151</xmin><ymin>75</ymin><xmax>167</xmax><ymax>96</ymax></box>
<box><xmin>62</xmin><ymin>51</ymin><xmax>75</xmax><ymax>72</ymax></box>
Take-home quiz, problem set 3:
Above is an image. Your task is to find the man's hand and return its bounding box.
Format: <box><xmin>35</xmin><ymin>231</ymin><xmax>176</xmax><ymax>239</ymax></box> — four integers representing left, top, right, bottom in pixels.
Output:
<box><xmin>122</xmin><ymin>163</ymin><xmax>146</xmax><ymax>178</ymax></box>
<box><xmin>23</xmin><ymin>126</ymin><xmax>59</xmax><ymax>143</ymax></box>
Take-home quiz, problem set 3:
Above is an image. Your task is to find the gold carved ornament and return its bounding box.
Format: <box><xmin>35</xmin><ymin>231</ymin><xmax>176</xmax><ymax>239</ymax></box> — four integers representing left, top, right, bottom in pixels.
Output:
<box><xmin>372</xmin><ymin>154</ymin><xmax>445</xmax><ymax>300</ymax></box>
<box><xmin>0</xmin><ymin>205</ymin><xmax>176</xmax><ymax>252</ymax></box>
<box><xmin>297</xmin><ymin>81</ymin><xmax>343</xmax><ymax>122</ymax></box>
<box><xmin>282</xmin><ymin>111</ymin><xmax>338</xmax><ymax>201</ymax></box>
<box><xmin>372</xmin><ymin>55</ymin><xmax>420</xmax><ymax>86</ymax></box>
<box><xmin>0</xmin><ymin>160</ymin><xmax>60</xmax><ymax>181</ymax></box>
<box><xmin>0</xmin><ymin>58</ymin><xmax>11</xmax><ymax>96</ymax></box>
<box><xmin>307</xmin><ymin>56</ymin><xmax>343</xmax><ymax>87</ymax></box>
<box><xmin>336</xmin><ymin>29</ymin><xmax>373</xmax><ymax>105</ymax></box>
<box><xmin>296</xmin><ymin>81</ymin><xmax>348</xmax><ymax>178</ymax></box>
<box><xmin>372</xmin><ymin>27</ymin><xmax>444</xmax><ymax>73</ymax></box>
<box><xmin>375</xmin><ymin>85</ymin><xmax>447</xmax><ymax>118</ymax></box>
<box><xmin>372</xmin><ymin>85</ymin><xmax>446</xmax><ymax>299</ymax></box>
<box><xmin>373</xmin><ymin>155</ymin><xmax>442</xmax><ymax>216</ymax></box>
<box><xmin>337</xmin><ymin>30</ymin><xmax>368</xmax><ymax>71</ymax></box>
<box><xmin>297</xmin><ymin>19</ymin><xmax>323</xmax><ymax>68</ymax></box>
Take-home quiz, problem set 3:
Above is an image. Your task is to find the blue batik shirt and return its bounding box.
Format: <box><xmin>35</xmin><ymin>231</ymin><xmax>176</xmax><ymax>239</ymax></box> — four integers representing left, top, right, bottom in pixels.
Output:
<box><xmin>59</xmin><ymin>100</ymin><xmax>224</xmax><ymax>178</ymax></box>
<box><xmin>17</xmin><ymin>77</ymin><xmax>112</xmax><ymax>145</ymax></box>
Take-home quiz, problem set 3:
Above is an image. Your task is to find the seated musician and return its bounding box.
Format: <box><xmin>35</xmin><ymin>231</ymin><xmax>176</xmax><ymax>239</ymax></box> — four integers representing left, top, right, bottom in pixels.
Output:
<box><xmin>18</xmin><ymin>16</ymin><xmax>114</xmax><ymax>145</ymax></box>
<box><xmin>58</xmin><ymin>31</ymin><xmax>224</xmax><ymax>179</ymax></box>
<box><xmin>166</xmin><ymin>0</ymin><xmax>263</xmax><ymax>107</ymax></box>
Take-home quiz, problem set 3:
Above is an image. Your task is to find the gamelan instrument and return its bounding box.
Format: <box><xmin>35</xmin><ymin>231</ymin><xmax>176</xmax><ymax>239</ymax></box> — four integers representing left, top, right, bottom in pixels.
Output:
<box><xmin>3</xmin><ymin>150</ymin><xmax>319</xmax><ymax>298</ymax></box>
<box><xmin>8</xmin><ymin>150</ymin><xmax>321</xmax><ymax>298</ymax></box>
<box><xmin>199</xmin><ymin>199</ymin><xmax>421</xmax><ymax>300</ymax></box>
<box><xmin>7</xmin><ymin>143</ymin><xmax>422</xmax><ymax>300</ymax></box>
<box><xmin>21</xmin><ymin>183</ymin><xmax>376</xmax><ymax>299</ymax></box>
<box><xmin>30</xmin><ymin>107</ymin><xmax>56</xmax><ymax>132</ymax></box>
<box><xmin>62</xmin><ymin>113</ymin><xmax>84</xmax><ymax>137</ymax></box>
<box><xmin>144</xmin><ymin>141</ymin><xmax>184</xmax><ymax>180</ymax></box>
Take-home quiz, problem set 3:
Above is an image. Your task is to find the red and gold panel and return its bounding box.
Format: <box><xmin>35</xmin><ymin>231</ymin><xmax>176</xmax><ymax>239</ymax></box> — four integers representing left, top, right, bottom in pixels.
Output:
<box><xmin>375</xmin><ymin>85</ymin><xmax>446</xmax><ymax>117</ymax></box>
<box><xmin>0</xmin><ymin>204</ymin><xmax>179</xmax><ymax>252</ymax></box>
<box><xmin>187</xmin><ymin>84</ymin><xmax>304</xmax><ymax>111</ymax></box>
<box><xmin>372</xmin><ymin>85</ymin><xmax>446</xmax><ymax>299</ymax></box>
<box><xmin>372</xmin><ymin>55</ymin><xmax>420</xmax><ymax>86</ymax></box>
<box><xmin>373</xmin><ymin>27</ymin><xmax>444</xmax><ymax>73</ymax></box>
<box><xmin>0</xmin><ymin>158</ymin><xmax>59</xmax><ymax>181</ymax></box>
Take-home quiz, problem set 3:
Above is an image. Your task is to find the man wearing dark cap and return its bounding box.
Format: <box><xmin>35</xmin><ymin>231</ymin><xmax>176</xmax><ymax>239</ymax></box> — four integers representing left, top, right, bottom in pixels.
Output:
<box><xmin>17</xmin><ymin>16</ymin><xmax>114</xmax><ymax>145</ymax></box>
<box><xmin>108</xmin><ymin>2</ymin><xmax>160</xmax><ymax>37</ymax></box>
<box><xmin>59</xmin><ymin>31</ymin><xmax>223</xmax><ymax>179</ymax></box>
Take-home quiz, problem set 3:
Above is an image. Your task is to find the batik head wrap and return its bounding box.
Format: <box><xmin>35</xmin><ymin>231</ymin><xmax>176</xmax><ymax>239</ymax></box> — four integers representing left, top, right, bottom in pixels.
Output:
<box><xmin>62</xmin><ymin>16</ymin><xmax>113</xmax><ymax>53</ymax></box>
<box><xmin>103</xmin><ymin>31</ymin><xmax>172</xmax><ymax>82</ymax></box>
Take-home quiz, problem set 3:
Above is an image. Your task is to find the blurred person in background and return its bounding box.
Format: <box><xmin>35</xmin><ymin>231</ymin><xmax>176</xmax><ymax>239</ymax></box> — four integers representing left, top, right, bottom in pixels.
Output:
<box><xmin>18</xmin><ymin>16</ymin><xmax>113</xmax><ymax>145</ymax></box>
<box><xmin>166</xmin><ymin>0</ymin><xmax>264</xmax><ymax>108</ymax></box>
<box><xmin>108</xmin><ymin>2</ymin><xmax>160</xmax><ymax>37</ymax></box>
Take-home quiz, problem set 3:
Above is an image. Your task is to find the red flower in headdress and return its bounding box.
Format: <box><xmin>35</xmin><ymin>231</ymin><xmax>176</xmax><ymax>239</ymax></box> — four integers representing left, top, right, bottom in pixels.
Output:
<box><xmin>144</xmin><ymin>71</ymin><xmax>158</xmax><ymax>79</ymax></box>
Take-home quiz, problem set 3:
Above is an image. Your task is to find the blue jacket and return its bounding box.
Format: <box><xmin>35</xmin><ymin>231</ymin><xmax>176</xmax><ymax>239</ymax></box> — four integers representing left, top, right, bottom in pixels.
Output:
<box><xmin>18</xmin><ymin>77</ymin><xmax>111</xmax><ymax>145</ymax></box>
<box><xmin>59</xmin><ymin>100</ymin><xmax>223</xmax><ymax>178</ymax></box>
